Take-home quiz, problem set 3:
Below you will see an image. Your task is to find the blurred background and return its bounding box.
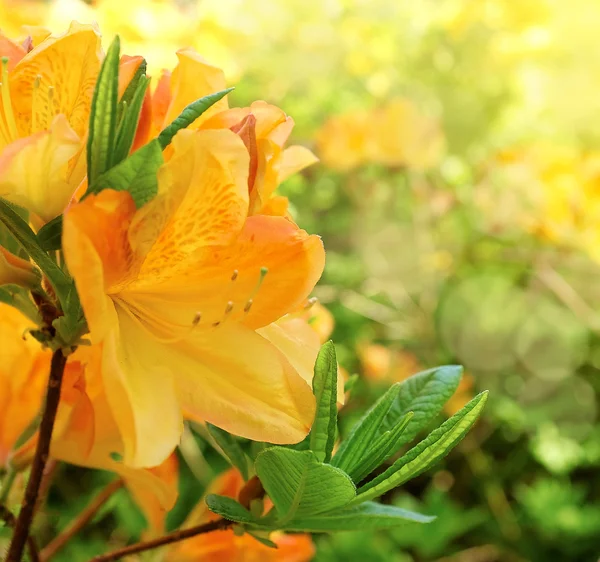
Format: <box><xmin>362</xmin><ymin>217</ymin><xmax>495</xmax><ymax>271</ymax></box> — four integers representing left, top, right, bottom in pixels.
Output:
<box><xmin>2</xmin><ymin>1</ymin><xmax>600</xmax><ymax>560</ymax></box>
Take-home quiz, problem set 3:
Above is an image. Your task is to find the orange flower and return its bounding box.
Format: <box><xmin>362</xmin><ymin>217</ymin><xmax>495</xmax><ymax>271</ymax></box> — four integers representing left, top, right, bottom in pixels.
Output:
<box><xmin>140</xmin><ymin>50</ymin><xmax>316</xmax><ymax>216</ymax></box>
<box><xmin>62</xmin><ymin>128</ymin><xmax>324</xmax><ymax>468</ymax></box>
<box><xmin>0</xmin><ymin>304</ymin><xmax>178</xmax><ymax>531</ymax></box>
<box><xmin>167</xmin><ymin>468</ymin><xmax>315</xmax><ymax>562</ymax></box>
<box><xmin>316</xmin><ymin>98</ymin><xmax>444</xmax><ymax>172</ymax></box>
<box><xmin>0</xmin><ymin>22</ymin><xmax>102</xmax><ymax>223</ymax></box>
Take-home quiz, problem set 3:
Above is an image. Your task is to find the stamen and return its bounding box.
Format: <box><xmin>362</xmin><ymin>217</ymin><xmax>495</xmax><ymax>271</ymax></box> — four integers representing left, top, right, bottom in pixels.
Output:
<box><xmin>244</xmin><ymin>299</ymin><xmax>253</xmax><ymax>313</ymax></box>
<box><xmin>0</xmin><ymin>57</ymin><xmax>18</xmax><ymax>142</ymax></box>
<box><xmin>224</xmin><ymin>301</ymin><xmax>234</xmax><ymax>315</ymax></box>
<box><xmin>231</xmin><ymin>269</ymin><xmax>239</xmax><ymax>281</ymax></box>
<box><xmin>192</xmin><ymin>312</ymin><xmax>202</xmax><ymax>326</ymax></box>
<box><xmin>304</xmin><ymin>297</ymin><xmax>319</xmax><ymax>309</ymax></box>
<box><xmin>31</xmin><ymin>75</ymin><xmax>42</xmax><ymax>133</ymax></box>
<box><xmin>47</xmin><ymin>85</ymin><xmax>55</xmax><ymax>127</ymax></box>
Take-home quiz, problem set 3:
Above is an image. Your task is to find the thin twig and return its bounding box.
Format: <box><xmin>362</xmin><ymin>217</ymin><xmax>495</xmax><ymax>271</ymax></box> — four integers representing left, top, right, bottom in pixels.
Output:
<box><xmin>40</xmin><ymin>479</ymin><xmax>124</xmax><ymax>562</ymax></box>
<box><xmin>88</xmin><ymin>519</ymin><xmax>233</xmax><ymax>562</ymax></box>
<box><xmin>6</xmin><ymin>348</ymin><xmax>67</xmax><ymax>562</ymax></box>
<box><xmin>0</xmin><ymin>504</ymin><xmax>41</xmax><ymax>562</ymax></box>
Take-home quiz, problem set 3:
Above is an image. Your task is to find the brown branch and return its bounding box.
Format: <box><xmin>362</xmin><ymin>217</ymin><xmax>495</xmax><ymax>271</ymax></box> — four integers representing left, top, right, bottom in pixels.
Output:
<box><xmin>0</xmin><ymin>504</ymin><xmax>41</xmax><ymax>562</ymax></box>
<box><xmin>88</xmin><ymin>518</ymin><xmax>233</xmax><ymax>562</ymax></box>
<box><xmin>40</xmin><ymin>479</ymin><xmax>124</xmax><ymax>562</ymax></box>
<box><xmin>6</xmin><ymin>348</ymin><xmax>67</xmax><ymax>562</ymax></box>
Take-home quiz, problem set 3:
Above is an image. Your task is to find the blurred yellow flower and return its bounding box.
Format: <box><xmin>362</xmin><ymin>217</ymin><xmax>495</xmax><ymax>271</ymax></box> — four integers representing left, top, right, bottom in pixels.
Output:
<box><xmin>316</xmin><ymin>98</ymin><xmax>445</xmax><ymax>172</ymax></box>
<box><xmin>485</xmin><ymin>144</ymin><xmax>600</xmax><ymax>261</ymax></box>
<box><xmin>166</xmin><ymin>468</ymin><xmax>315</xmax><ymax>562</ymax></box>
<box><xmin>63</xmin><ymin>129</ymin><xmax>324</xmax><ymax>468</ymax></box>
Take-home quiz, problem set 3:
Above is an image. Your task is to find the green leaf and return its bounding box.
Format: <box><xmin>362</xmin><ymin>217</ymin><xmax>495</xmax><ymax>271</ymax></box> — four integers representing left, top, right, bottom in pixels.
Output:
<box><xmin>36</xmin><ymin>215</ymin><xmax>63</xmax><ymax>251</ymax></box>
<box><xmin>283</xmin><ymin>501</ymin><xmax>434</xmax><ymax>532</ymax></box>
<box><xmin>0</xmin><ymin>285</ymin><xmax>40</xmax><ymax>324</ymax></box>
<box><xmin>207</xmin><ymin>423</ymin><xmax>250</xmax><ymax>481</ymax></box>
<box><xmin>157</xmin><ymin>88</ymin><xmax>234</xmax><ymax>149</ymax></box>
<box><xmin>309</xmin><ymin>341</ymin><xmax>338</xmax><ymax>463</ymax></box>
<box><xmin>87</xmin><ymin>36</ymin><xmax>121</xmax><ymax>185</ymax></box>
<box><xmin>255</xmin><ymin>448</ymin><xmax>355</xmax><ymax>525</ymax></box>
<box><xmin>348</xmin><ymin>411</ymin><xmax>413</xmax><ymax>484</ymax></box>
<box><xmin>382</xmin><ymin>365</ymin><xmax>463</xmax><ymax>446</ymax></box>
<box><xmin>331</xmin><ymin>383</ymin><xmax>402</xmax><ymax>473</ymax></box>
<box><xmin>205</xmin><ymin>494</ymin><xmax>258</xmax><ymax>525</ymax></box>
<box><xmin>0</xmin><ymin>198</ymin><xmax>71</xmax><ymax>304</ymax></box>
<box><xmin>332</xmin><ymin>365</ymin><xmax>463</xmax><ymax>474</ymax></box>
<box><xmin>119</xmin><ymin>58</ymin><xmax>147</xmax><ymax>109</ymax></box>
<box><xmin>89</xmin><ymin>140</ymin><xmax>163</xmax><ymax>208</ymax></box>
<box><xmin>349</xmin><ymin>391</ymin><xmax>489</xmax><ymax>505</ymax></box>
<box><xmin>113</xmin><ymin>75</ymin><xmax>150</xmax><ymax>164</ymax></box>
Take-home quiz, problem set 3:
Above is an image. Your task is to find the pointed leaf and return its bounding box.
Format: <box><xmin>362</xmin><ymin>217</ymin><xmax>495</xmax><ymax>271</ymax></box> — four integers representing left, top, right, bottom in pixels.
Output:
<box><xmin>205</xmin><ymin>494</ymin><xmax>257</xmax><ymax>525</ymax></box>
<box><xmin>157</xmin><ymin>88</ymin><xmax>234</xmax><ymax>149</ymax></box>
<box><xmin>207</xmin><ymin>423</ymin><xmax>250</xmax><ymax>481</ymax></box>
<box><xmin>382</xmin><ymin>365</ymin><xmax>463</xmax><ymax>446</ymax></box>
<box><xmin>36</xmin><ymin>215</ymin><xmax>62</xmax><ymax>251</ymax></box>
<box><xmin>332</xmin><ymin>365</ymin><xmax>463</xmax><ymax>473</ymax></box>
<box><xmin>255</xmin><ymin>448</ymin><xmax>355</xmax><ymax>524</ymax></box>
<box><xmin>331</xmin><ymin>383</ymin><xmax>402</xmax><ymax>472</ymax></box>
<box><xmin>309</xmin><ymin>341</ymin><xmax>338</xmax><ymax>462</ymax></box>
<box><xmin>349</xmin><ymin>392</ymin><xmax>488</xmax><ymax>505</ymax></box>
<box><xmin>88</xmin><ymin>140</ymin><xmax>163</xmax><ymax>207</ymax></box>
<box><xmin>348</xmin><ymin>411</ymin><xmax>413</xmax><ymax>484</ymax></box>
<box><xmin>0</xmin><ymin>199</ymin><xmax>68</xmax><ymax>301</ymax></box>
<box><xmin>119</xmin><ymin>58</ymin><xmax>147</xmax><ymax>108</ymax></box>
<box><xmin>87</xmin><ymin>36</ymin><xmax>121</xmax><ymax>185</ymax></box>
<box><xmin>113</xmin><ymin>75</ymin><xmax>150</xmax><ymax>164</ymax></box>
<box><xmin>283</xmin><ymin>501</ymin><xmax>434</xmax><ymax>532</ymax></box>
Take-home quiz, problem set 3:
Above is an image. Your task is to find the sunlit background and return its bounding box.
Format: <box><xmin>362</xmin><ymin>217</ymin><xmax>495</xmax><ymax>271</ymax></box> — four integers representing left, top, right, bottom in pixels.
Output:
<box><xmin>2</xmin><ymin>1</ymin><xmax>600</xmax><ymax>560</ymax></box>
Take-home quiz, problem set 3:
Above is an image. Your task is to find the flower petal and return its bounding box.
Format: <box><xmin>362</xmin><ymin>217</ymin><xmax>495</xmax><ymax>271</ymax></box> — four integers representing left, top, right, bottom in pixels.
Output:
<box><xmin>10</xmin><ymin>21</ymin><xmax>102</xmax><ymax>138</ymax></box>
<box><xmin>101</xmin><ymin>307</ymin><xmax>183</xmax><ymax>468</ymax></box>
<box><xmin>259</xmin><ymin>317</ymin><xmax>345</xmax><ymax>404</ymax></box>
<box><xmin>62</xmin><ymin>189</ymin><xmax>138</xmax><ymax>340</ymax></box>
<box><xmin>124</xmin><ymin>215</ymin><xmax>325</xmax><ymax>333</ymax></box>
<box><xmin>0</xmin><ymin>304</ymin><xmax>50</xmax><ymax>467</ymax></box>
<box><xmin>0</xmin><ymin>114</ymin><xmax>80</xmax><ymax>222</ymax></box>
<box><xmin>127</xmin><ymin>128</ymin><xmax>249</xmax><ymax>279</ymax></box>
<box><xmin>163</xmin><ymin>48</ymin><xmax>228</xmax><ymax>129</ymax></box>
<box><xmin>176</xmin><ymin>323</ymin><xmax>315</xmax><ymax>444</ymax></box>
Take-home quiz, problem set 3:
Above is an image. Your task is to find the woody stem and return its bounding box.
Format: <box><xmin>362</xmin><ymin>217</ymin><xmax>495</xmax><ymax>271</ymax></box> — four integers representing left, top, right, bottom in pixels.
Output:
<box><xmin>88</xmin><ymin>519</ymin><xmax>233</xmax><ymax>562</ymax></box>
<box><xmin>5</xmin><ymin>348</ymin><xmax>67</xmax><ymax>562</ymax></box>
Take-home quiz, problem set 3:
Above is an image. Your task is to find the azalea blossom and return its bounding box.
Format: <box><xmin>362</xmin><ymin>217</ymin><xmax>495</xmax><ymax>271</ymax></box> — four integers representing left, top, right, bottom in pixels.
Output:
<box><xmin>139</xmin><ymin>49</ymin><xmax>317</xmax><ymax>216</ymax></box>
<box><xmin>0</xmin><ymin>22</ymin><xmax>102</xmax><ymax>224</ymax></box>
<box><xmin>0</xmin><ymin>304</ymin><xmax>178</xmax><ymax>530</ymax></box>
<box><xmin>63</xmin><ymin>127</ymin><xmax>325</xmax><ymax>468</ymax></box>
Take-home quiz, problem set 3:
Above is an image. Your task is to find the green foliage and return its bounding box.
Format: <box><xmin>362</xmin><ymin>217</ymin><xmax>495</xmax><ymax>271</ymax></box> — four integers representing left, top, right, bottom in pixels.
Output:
<box><xmin>157</xmin><ymin>88</ymin><xmax>234</xmax><ymax>149</ymax></box>
<box><xmin>206</xmin><ymin>423</ymin><xmax>250</xmax><ymax>481</ymax></box>
<box><xmin>86</xmin><ymin>36</ymin><xmax>121</xmax><ymax>186</ymax></box>
<box><xmin>90</xmin><ymin>140</ymin><xmax>163</xmax><ymax>208</ymax></box>
<box><xmin>310</xmin><ymin>341</ymin><xmax>339</xmax><ymax>462</ymax></box>
<box><xmin>353</xmin><ymin>392</ymin><xmax>488</xmax><ymax>504</ymax></box>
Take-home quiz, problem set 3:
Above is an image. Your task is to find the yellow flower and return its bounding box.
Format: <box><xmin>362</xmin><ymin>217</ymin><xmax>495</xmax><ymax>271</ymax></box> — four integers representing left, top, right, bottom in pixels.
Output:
<box><xmin>0</xmin><ymin>22</ymin><xmax>102</xmax><ymax>223</ymax></box>
<box><xmin>166</xmin><ymin>468</ymin><xmax>315</xmax><ymax>562</ymax></box>
<box><xmin>0</xmin><ymin>304</ymin><xmax>48</xmax><ymax>467</ymax></box>
<box><xmin>0</xmin><ymin>305</ymin><xmax>177</xmax><ymax>530</ymax></box>
<box><xmin>144</xmin><ymin>50</ymin><xmax>317</xmax><ymax>216</ymax></box>
<box><xmin>62</xmin><ymin>128</ymin><xmax>325</xmax><ymax>468</ymax></box>
<box><xmin>315</xmin><ymin>110</ymin><xmax>371</xmax><ymax>172</ymax></box>
<box><xmin>316</xmin><ymin>98</ymin><xmax>445</xmax><ymax>172</ymax></box>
